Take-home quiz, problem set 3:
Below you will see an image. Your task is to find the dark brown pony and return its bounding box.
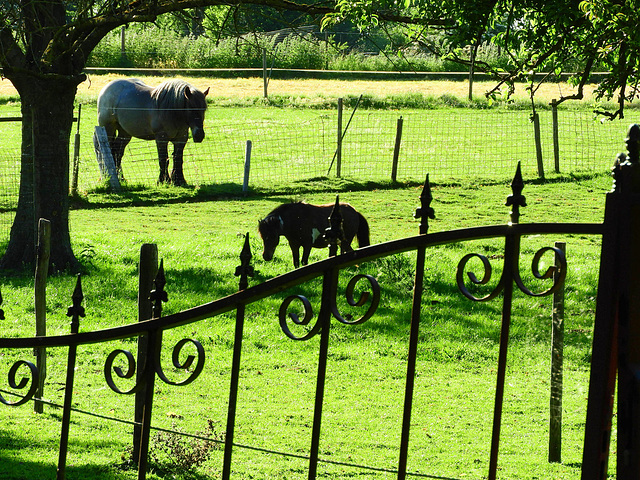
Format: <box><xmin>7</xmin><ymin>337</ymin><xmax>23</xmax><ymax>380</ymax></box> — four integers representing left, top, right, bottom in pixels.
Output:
<box><xmin>258</xmin><ymin>201</ymin><xmax>370</xmax><ymax>268</ymax></box>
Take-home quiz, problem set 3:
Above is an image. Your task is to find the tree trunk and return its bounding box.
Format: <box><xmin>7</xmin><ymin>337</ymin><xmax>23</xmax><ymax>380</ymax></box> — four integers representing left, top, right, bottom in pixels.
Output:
<box><xmin>0</xmin><ymin>74</ymin><xmax>81</xmax><ymax>271</ymax></box>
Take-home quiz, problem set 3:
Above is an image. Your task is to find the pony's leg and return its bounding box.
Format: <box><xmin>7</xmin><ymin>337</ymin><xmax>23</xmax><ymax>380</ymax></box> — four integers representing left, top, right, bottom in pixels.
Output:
<box><xmin>301</xmin><ymin>246</ymin><xmax>312</xmax><ymax>266</ymax></box>
<box><xmin>170</xmin><ymin>141</ymin><xmax>187</xmax><ymax>186</ymax></box>
<box><xmin>156</xmin><ymin>140</ymin><xmax>170</xmax><ymax>184</ymax></box>
<box><xmin>291</xmin><ymin>245</ymin><xmax>301</xmax><ymax>268</ymax></box>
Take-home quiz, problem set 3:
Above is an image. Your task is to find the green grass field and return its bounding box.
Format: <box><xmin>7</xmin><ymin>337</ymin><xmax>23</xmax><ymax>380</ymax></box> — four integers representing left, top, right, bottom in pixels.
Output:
<box><xmin>0</xmin><ymin>75</ymin><xmax>623</xmax><ymax>479</ymax></box>
<box><xmin>0</xmin><ymin>170</ymin><xmax>613</xmax><ymax>480</ymax></box>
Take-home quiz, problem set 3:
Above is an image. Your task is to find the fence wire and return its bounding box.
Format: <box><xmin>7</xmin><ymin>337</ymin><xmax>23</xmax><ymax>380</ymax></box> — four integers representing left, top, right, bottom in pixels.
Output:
<box><xmin>0</xmin><ymin>108</ymin><xmax>625</xmax><ymax>245</ymax></box>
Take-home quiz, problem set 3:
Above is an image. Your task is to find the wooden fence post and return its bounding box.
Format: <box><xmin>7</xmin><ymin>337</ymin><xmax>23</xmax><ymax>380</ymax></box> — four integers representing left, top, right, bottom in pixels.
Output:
<box><xmin>336</xmin><ymin>97</ymin><xmax>343</xmax><ymax>177</ymax></box>
<box><xmin>391</xmin><ymin>116</ymin><xmax>403</xmax><ymax>182</ymax></box>
<box><xmin>34</xmin><ymin>218</ymin><xmax>50</xmax><ymax>414</ymax></box>
<box><xmin>549</xmin><ymin>241</ymin><xmax>566</xmax><ymax>462</ymax></box>
<box><xmin>533</xmin><ymin>112</ymin><xmax>545</xmax><ymax>179</ymax></box>
<box><xmin>93</xmin><ymin>126</ymin><xmax>121</xmax><ymax>192</ymax></box>
<box><xmin>243</xmin><ymin>140</ymin><xmax>252</xmax><ymax>194</ymax></box>
<box><xmin>552</xmin><ymin>100</ymin><xmax>560</xmax><ymax>173</ymax></box>
<box><xmin>71</xmin><ymin>105</ymin><xmax>82</xmax><ymax>196</ymax></box>
<box><xmin>133</xmin><ymin>244</ymin><xmax>158</xmax><ymax>466</ymax></box>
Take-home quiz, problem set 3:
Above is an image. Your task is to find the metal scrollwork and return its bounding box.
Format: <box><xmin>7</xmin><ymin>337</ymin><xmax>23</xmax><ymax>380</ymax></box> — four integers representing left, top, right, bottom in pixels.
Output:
<box><xmin>332</xmin><ymin>274</ymin><xmax>380</xmax><ymax>325</ymax></box>
<box><xmin>156</xmin><ymin>338</ymin><xmax>205</xmax><ymax>386</ymax></box>
<box><xmin>279</xmin><ymin>294</ymin><xmax>319</xmax><ymax>341</ymax></box>
<box><xmin>456</xmin><ymin>253</ymin><xmax>503</xmax><ymax>302</ymax></box>
<box><xmin>515</xmin><ymin>246</ymin><xmax>566</xmax><ymax>297</ymax></box>
<box><xmin>104</xmin><ymin>349</ymin><xmax>142</xmax><ymax>395</ymax></box>
<box><xmin>0</xmin><ymin>360</ymin><xmax>39</xmax><ymax>406</ymax></box>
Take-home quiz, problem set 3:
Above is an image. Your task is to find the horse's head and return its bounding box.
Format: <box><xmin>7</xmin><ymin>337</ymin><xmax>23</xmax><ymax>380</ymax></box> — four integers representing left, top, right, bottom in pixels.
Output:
<box><xmin>258</xmin><ymin>215</ymin><xmax>283</xmax><ymax>261</ymax></box>
<box><xmin>185</xmin><ymin>86</ymin><xmax>209</xmax><ymax>143</ymax></box>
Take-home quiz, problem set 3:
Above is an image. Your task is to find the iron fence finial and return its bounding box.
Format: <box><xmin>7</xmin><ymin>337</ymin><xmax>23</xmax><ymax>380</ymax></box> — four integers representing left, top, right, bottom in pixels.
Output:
<box><xmin>612</xmin><ymin>124</ymin><xmax>640</xmax><ymax>194</ymax></box>
<box><xmin>414</xmin><ymin>174</ymin><xmax>435</xmax><ymax>235</ymax></box>
<box><xmin>506</xmin><ymin>162</ymin><xmax>526</xmax><ymax>224</ymax></box>
<box><xmin>149</xmin><ymin>259</ymin><xmax>168</xmax><ymax>318</ymax></box>
<box><xmin>235</xmin><ymin>232</ymin><xmax>254</xmax><ymax>291</ymax></box>
<box><xmin>324</xmin><ymin>195</ymin><xmax>345</xmax><ymax>257</ymax></box>
<box><xmin>66</xmin><ymin>274</ymin><xmax>85</xmax><ymax>334</ymax></box>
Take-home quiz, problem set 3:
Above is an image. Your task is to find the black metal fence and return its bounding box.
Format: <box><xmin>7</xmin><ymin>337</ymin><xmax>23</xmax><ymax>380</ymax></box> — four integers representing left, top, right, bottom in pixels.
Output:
<box><xmin>2</xmin><ymin>151</ymin><xmax>621</xmax><ymax>479</ymax></box>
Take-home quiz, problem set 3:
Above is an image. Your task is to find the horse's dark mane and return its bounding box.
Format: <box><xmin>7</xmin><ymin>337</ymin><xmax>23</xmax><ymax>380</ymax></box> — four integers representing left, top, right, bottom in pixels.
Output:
<box><xmin>152</xmin><ymin>80</ymin><xmax>207</xmax><ymax>125</ymax></box>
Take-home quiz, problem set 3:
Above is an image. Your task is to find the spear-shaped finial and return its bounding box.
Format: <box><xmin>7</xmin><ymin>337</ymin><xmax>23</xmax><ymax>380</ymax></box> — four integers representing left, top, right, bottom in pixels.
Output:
<box><xmin>66</xmin><ymin>275</ymin><xmax>85</xmax><ymax>334</ymax></box>
<box><xmin>324</xmin><ymin>195</ymin><xmax>345</xmax><ymax>258</ymax></box>
<box><xmin>235</xmin><ymin>232</ymin><xmax>254</xmax><ymax>291</ymax></box>
<box><xmin>149</xmin><ymin>259</ymin><xmax>168</xmax><ymax>319</ymax></box>
<box><xmin>414</xmin><ymin>174</ymin><xmax>435</xmax><ymax>235</ymax></box>
<box><xmin>506</xmin><ymin>162</ymin><xmax>527</xmax><ymax>225</ymax></box>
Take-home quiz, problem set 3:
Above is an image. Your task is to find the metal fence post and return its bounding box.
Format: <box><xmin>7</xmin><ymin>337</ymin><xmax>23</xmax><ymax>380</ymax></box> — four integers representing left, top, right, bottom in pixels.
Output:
<box><xmin>57</xmin><ymin>275</ymin><xmax>84</xmax><ymax>480</ymax></box>
<box><xmin>549</xmin><ymin>241</ymin><xmax>566</xmax><ymax>462</ymax></box>
<box><xmin>133</xmin><ymin>244</ymin><xmax>158</xmax><ymax>466</ymax></box>
<box><xmin>34</xmin><ymin>218</ymin><xmax>50</xmax><ymax>414</ymax></box>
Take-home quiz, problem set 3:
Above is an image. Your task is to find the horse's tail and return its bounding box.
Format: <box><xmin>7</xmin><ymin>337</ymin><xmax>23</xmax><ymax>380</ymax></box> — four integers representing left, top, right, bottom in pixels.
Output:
<box><xmin>356</xmin><ymin>212</ymin><xmax>371</xmax><ymax>248</ymax></box>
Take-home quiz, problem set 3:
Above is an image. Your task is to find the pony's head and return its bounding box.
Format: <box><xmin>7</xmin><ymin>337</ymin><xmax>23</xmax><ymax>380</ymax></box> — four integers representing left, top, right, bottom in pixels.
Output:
<box><xmin>258</xmin><ymin>215</ymin><xmax>283</xmax><ymax>261</ymax></box>
<box><xmin>184</xmin><ymin>85</ymin><xmax>209</xmax><ymax>143</ymax></box>
<box><xmin>154</xmin><ymin>80</ymin><xmax>209</xmax><ymax>143</ymax></box>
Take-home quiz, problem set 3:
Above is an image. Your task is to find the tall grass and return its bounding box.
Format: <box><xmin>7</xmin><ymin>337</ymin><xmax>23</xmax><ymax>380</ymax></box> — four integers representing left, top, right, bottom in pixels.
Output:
<box><xmin>87</xmin><ymin>26</ymin><xmax>509</xmax><ymax>72</ymax></box>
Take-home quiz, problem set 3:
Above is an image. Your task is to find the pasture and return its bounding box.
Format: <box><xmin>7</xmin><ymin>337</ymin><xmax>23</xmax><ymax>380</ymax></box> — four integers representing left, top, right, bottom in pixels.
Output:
<box><xmin>0</xmin><ymin>172</ymin><xmax>612</xmax><ymax>479</ymax></box>
<box><xmin>0</xmin><ymin>75</ymin><xmax>623</xmax><ymax>479</ymax></box>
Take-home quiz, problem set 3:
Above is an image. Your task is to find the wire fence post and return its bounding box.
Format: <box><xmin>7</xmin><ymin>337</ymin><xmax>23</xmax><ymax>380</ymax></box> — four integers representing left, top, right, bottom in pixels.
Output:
<box><xmin>552</xmin><ymin>100</ymin><xmax>560</xmax><ymax>173</ymax></box>
<box><xmin>243</xmin><ymin>140</ymin><xmax>252</xmax><ymax>195</ymax></box>
<box><xmin>533</xmin><ymin>112</ymin><xmax>545</xmax><ymax>179</ymax></box>
<box><xmin>391</xmin><ymin>116</ymin><xmax>403</xmax><ymax>182</ymax></box>
<box><xmin>71</xmin><ymin>105</ymin><xmax>81</xmax><ymax>196</ymax></box>
<box><xmin>336</xmin><ymin>97</ymin><xmax>343</xmax><ymax>177</ymax></box>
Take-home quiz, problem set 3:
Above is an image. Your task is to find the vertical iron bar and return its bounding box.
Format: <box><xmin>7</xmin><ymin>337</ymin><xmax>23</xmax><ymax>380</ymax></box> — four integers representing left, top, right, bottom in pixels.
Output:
<box><xmin>57</xmin><ymin>275</ymin><xmax>84</xmax><ymax>480</ymax></box>
<box><xmin>137</xmin><ymin>329</ymin><xmax>160</xmax><ymax>480</ymax></box>
<box><xmin>549</xmin><ymin>241</ymin><xmax>565</xmax><ymax>463</ymax></box>
<box><xmin>487</xmin><ymin>234</ymin><xmax>518</xmax><ymax>480</ymax></box>
<box><xmin>133</xmin><ymin>244</ymin><xmax>158</xmax><ymax>466</ymax></box>
<box><xmin>399</xmin><ymin>174</ymin><xmax>434</xmax><ymax>478</ymax></box>
<box><xmin>308</xmin><ymin>267</ymin><xmax>337</xmax><ymax>480</ymax></box>
<box><xmin>223</xmin><ymin>234</ymin><xmax>254</xmax><ymax>479</ymax></box>
<box><xmin>398</xmin><ymin>244</ymin><xmax>426</xmax><ymax>480</ymax></box>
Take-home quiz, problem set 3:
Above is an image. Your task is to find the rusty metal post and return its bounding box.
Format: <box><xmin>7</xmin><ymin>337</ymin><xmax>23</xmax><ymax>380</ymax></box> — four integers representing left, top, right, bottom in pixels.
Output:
<box><xmin>487</xmin><ymin>164</ymin><xmax>526</xmax><ymax>480</ymax></box>
<box><xmin>308</xmin><ymin>267</ymin><xmax>337</xmax><ymax>480</ymax></box>
<box><xmin>391</xmin><ymin>116</ymin><xmax>403</xmax><ymax>182</ymax></box>
<box><xmin>34</xmin><ymin>218</ymin><xmax>50</xmax><ymax>414</ymax></box>
<box><xmin>223</xmin><ymin>233</ymin><xmax>254</xmax><ymax>480</ymax></box>
<box><xmin>582</xmin><ymin>124</ymin><xmax>640</xmax><ymax>480</ymax></box>
<box><xmin>57</xmin><ymin>275</ymin><xmax>85</xmax><ymax>480</ymax></box>
<box><xmin>133</xmin><ymin>244</ymin><xmax>158</xmax><ymax>466</ymax></box>
<box><xmin>549</xmin><ymin>241</ymin><xmax>566</xmax><ymax>463</ymax></box>
<box><xmin>398</xmin><ymin>176</ymin><xmax>435</xmax><ymax>479</ymax></box>
<box><xmin>137</xmin><ymin>262</ymin><xmax>167</xmax><ymax>480</ymax></box>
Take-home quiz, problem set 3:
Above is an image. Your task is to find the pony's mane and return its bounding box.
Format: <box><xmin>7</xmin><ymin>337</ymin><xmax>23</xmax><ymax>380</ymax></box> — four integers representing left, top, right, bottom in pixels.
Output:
<box><xmin>258</xmin><ymin>214</ymin><xmax>283</xmax><ymax>238</ymax></box>
<box><xmin>151</xmin><ymin>80</ymin><xmax>207</xmax><ymax>124</ymax></box>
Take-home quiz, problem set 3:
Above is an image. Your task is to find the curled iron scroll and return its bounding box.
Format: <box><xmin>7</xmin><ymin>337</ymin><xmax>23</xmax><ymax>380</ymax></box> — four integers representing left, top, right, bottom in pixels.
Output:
<box><xmin>0</xmin><ymin>360</ymin><xmax>39</xmax><ymax>406</ymax></box>
<box><xmin>104</xmin><ymin>349</ymin><xmax>143</xmax><ymax>395</ymax></box>
<box><xmin>279</xmin><ymin>294</ymin><xmax>320</xmax><ymax>341</ymax></box>
<box><xmin>332</xmin><ymin>274</ymin><xmax>380</xmax><ymax>325</ymax></box>
<box><xmin>514</xmin><ymin>246</ymin><xmax>566</xmax><ymax>297</ymax></box>
<box><xmin>456</xmin><ymin>253</ymin><xmax>504</xmax><ymax>302</ymax></box>
<box><xmin>156</xmin><ymin>338</ymin><xmax>205</xmax><ymax>387</ymax></box>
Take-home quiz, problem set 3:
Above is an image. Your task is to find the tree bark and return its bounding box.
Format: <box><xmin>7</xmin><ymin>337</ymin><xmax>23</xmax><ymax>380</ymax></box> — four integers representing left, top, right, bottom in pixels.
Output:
<box><xmin>0</xmin><ymin>73</ymin><xmax>82</xmax><ymax>271</ymax></box>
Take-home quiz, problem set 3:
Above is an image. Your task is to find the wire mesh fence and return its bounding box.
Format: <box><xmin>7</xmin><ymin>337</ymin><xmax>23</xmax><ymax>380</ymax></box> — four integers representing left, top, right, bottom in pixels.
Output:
<box><xmin>0</xmin><ymin>106</ymin><xmax>626</xmax><ymax>246</ymax></box>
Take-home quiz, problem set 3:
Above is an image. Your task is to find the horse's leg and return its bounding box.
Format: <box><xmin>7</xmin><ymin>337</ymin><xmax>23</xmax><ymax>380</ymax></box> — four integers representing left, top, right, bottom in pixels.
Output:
<box><xmin>156</xmin><ymin>140</ymin><xmax>170</xmax><ymax>184</ymax></box>
<box><xmin>301</xmin><ymin>245</ymin><xmax>312</xmax><ymax>266</ymax></box>
<box><xmin>291</xmin><ymin>245</ymin><xmax>301</xmax><ymax>268</ymax></box>
<box><xmin>113</xmin><ymin>134</ymin><xmax>130</xmax><ymax>179</ymax></box>
<box><xmin>170</xmin><ymin>141</ymin><xmax>187</xmax><ymax>186</ymax></box>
